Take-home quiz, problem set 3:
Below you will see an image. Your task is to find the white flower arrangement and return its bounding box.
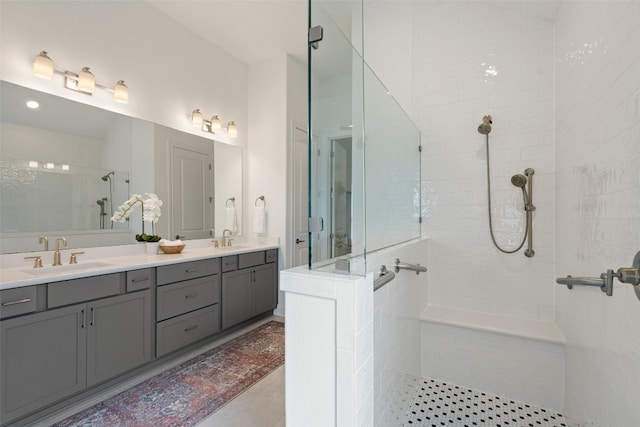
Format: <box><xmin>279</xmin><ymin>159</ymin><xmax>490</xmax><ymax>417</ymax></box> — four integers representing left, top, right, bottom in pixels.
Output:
<box><xmin>112</xmin><ymin>193</ymin><xmax>163</xmax><ymax>242</ymax></box>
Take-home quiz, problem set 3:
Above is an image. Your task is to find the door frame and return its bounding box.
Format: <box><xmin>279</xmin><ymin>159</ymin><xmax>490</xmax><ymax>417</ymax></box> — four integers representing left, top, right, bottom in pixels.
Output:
<box><xmin>288</xmin><ymin>121</ymin><xmax>308</xmax><ymax>269</ymax></box>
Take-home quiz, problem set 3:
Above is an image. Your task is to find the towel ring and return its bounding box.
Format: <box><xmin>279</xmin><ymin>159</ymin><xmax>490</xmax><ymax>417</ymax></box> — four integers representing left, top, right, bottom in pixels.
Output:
<box><xmin>226</xmin><ymin>197</ymin><xmax>235</xmax><ymax>208</ymax></box>
<box><xmin>255</xmin><ymin>195</ymin><xmax>266</xmax><ymax>207</ymax></box>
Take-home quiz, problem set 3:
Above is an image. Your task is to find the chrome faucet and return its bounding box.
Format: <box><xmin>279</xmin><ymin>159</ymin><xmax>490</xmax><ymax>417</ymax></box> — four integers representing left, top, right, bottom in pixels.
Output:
<box><xmin>221</xmin><ymin>229</ymin><xmax>233</xmax><ymax>247</ymax></box>
<box><xmin>53</xmin><ymin>237</ymin><xmax>67</xmax><ymax>266</ymax></box>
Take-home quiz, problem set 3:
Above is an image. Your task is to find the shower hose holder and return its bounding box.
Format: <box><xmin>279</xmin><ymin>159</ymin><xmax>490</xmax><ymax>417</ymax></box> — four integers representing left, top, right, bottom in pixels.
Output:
<box><xmin>556</xmin><ymin>250</ymin><xmax>640</xmax><ymax>301</ymax></box>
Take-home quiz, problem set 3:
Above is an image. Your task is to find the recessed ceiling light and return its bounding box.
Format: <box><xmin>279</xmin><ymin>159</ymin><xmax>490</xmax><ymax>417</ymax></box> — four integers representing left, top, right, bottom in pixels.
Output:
<box><xmin>26</xmin><ymin>100</ymin><xmax>40</xmax><ymax>109</ymax></box>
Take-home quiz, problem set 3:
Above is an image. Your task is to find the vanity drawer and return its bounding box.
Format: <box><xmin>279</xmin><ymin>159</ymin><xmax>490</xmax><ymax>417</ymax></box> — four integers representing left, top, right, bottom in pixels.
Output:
<box><xmin>157</xmin><ymin>275</ymin><xmax>220</xmax><ymax>321</ymax></box>
<box><xmin>221</xmin><ymin>256</ymin><xmax>238</xmax><ymax>272</ymax></box>
<box><xmin>0</xmin><ymin>287</ymin><xmax>37</xmax><ymax>319</ymax></box>
<box><xmin>238</xmin><ymin>251</ymin><xmax>265</xmax><ymax>269</ymax></box>
<box><xmin>48</xmin><ymin>274</ymin><xmax>121</xmax><ymax>308</ymax></box>
<box><xmin>156</xmin><ymin>305</ymin><xmax>220</xmax><ymax>357</ymax></box>
<box><xmin>266</xmin><ymin>249</ymin><xmax>277</xmax><ymax>264</ymax></box>
<box><xmin>157</xmin><ymin>259</ymin><xmax>220</xmax><ymax>286</ymax></box>
<box><xmin>126</xmin><ymin>268</ymin><xmax>154</xmax><ymax>292</ymax></box>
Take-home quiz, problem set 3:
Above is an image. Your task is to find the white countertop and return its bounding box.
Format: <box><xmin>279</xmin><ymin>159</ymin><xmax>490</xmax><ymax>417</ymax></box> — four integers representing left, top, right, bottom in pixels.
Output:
<box><xmin>0</xmin><ymin>238</ymin><xmax>279</xmax><ymax>290</ymax></box>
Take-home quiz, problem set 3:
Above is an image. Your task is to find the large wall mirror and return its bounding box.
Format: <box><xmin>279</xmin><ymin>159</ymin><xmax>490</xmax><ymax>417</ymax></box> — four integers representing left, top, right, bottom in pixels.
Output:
<box><xmin>0</xmin><ymin>81</ymin><xmax>242</xmax><ymax>254</ymax></box>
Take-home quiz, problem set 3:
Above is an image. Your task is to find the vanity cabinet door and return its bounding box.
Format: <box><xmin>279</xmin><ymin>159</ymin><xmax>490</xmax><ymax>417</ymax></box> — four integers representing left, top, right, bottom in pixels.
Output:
<box><xmin>86</xmin><ymin>291</ymin><xmax>152</xmax><ymax>387</ymax></box>
<box><xmin>221</xmin><ymin>269</ymin><xmax>254</xmax><ymax>329</ymax></box>
<box><xmin>253</xmin><ymin>263</ymin><xmax>277</xmax><ymax>315</ymax></box>
<box><xmin>221</xmin><ymin>261</ymin><xmax>278</xmax><ymax>330</ymax></box>
<box><xmin>0</xmin><ymin>304</ymin><xmax>86</xmax><ymax>423</ymax></box>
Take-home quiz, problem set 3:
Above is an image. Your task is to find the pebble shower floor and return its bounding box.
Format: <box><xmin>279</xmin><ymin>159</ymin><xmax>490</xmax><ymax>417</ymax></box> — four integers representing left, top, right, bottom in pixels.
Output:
<box><xmin>402</xmin><ymin>378</ymin><xmax>567</xmax><ymax>427</ymax></box>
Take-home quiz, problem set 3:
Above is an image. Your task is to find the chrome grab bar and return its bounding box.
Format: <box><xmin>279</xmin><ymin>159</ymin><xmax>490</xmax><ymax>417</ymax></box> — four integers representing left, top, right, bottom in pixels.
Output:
<box><xmin>394</xmin><ymin>258</ymin><xmax>427</xmax><ymax>275</ymax></box>
<box><xmin>556</xmin><ymin>250</ymin><xmax>640</xmax><ymax>301</ymax></box>
<box><xmin>374</xmin><ymin>265</ymin><xmax>396</xmax><ymax>291</ymax></box>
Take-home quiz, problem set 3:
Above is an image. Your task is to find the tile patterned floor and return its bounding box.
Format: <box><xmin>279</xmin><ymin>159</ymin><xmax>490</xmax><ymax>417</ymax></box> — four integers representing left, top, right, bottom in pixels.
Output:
<box><xmin>402</xmin><ymin>378</ymin><xmax>567</xmax><ymax>427</ymax></box>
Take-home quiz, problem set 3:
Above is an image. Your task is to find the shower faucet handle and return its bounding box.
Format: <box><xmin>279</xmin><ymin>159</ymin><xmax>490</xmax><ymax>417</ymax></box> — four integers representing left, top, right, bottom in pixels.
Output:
<box><xmin>556</xmin><ymin>250</ymin><xmax>640</xmax><ymax>301</ymax></box>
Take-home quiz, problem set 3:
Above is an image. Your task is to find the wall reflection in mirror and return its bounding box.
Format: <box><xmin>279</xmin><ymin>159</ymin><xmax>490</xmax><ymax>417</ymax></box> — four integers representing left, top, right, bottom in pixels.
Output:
<box><xmin>0</xmin><ymin>81</ymin><xmax>243</xmax><ymax>254</ymax></box>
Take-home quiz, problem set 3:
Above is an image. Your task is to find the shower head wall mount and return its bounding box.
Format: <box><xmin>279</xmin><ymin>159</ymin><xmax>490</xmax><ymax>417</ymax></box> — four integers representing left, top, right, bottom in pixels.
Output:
<box><xmin>477</xmin><ymin>115</ymin><xmax>493</xmax><ymax>135</ymax></box>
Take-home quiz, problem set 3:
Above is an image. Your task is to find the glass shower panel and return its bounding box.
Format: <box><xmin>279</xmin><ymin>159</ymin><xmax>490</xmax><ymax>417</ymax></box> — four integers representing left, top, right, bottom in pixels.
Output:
<box><xmin>308</xmin><ymin>0</ymin><xmax>422</xmax><ymax>274</ymax></box>
<box><xmin>363</xmin><ymin>65</ymin><xmax>421</xmax><ymax>252</ymax></box>
<box><xmin>309</xmin><ymin>0</ymin><xmax>366</xmax><ymax>274</ymax></box>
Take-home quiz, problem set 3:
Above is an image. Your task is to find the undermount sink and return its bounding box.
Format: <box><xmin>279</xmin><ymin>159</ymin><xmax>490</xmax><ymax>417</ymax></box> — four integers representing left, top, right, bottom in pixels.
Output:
<box><xmin>22</xmin><ymin>261</ymin><xmax>112</xmax><ymax>275</ymax></box>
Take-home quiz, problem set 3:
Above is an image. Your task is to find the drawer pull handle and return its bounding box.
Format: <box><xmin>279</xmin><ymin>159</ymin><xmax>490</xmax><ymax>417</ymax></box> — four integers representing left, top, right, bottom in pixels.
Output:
<box><xmin>225</xmin><ymin>262</ymin><xmax>234</xmax><ymax>266</ymax></box>
<box><xmin>184</xmin><ymin>325</ymin><xmax>198</xmax><ymax>332</ymax></box>
<box><xmin>184</xmin><ymin>293</ymin><xmax>198</xmax><ymax>299</ymax></box>
<box><xmin>90</xmin><ymin>308</ymin><xmax>95</xmax><ymax>326</ymax></box>
<box><xmin>185</xmin><ymin>268</ymin><xmax>199</xmax><ymax>273</ymax></box>
<box><xmin>1</xmin><ymin>298</ymin><xmax>32</xmax><ymax>306</ymax></box>
<box><xmin>81</xmin><ymin>309</ymin><xmax>86</xmax><ymax>329</ymax></box>
<box><xmin>131</xmin><ymin>277</ymin><xmax>150</xmax><ymax>283</ymax></box>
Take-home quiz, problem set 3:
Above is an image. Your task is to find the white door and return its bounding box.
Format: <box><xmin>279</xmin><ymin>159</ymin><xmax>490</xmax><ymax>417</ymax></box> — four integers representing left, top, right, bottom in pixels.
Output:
<box><xmin>292</xmin><ymin>126</ymin><xmax>308</xmax><ymax>267</ymax></box>
<box><xmin>171</xmin><ymin>145</ymin><xmax>213</xmax><ymax>240</ymax></box>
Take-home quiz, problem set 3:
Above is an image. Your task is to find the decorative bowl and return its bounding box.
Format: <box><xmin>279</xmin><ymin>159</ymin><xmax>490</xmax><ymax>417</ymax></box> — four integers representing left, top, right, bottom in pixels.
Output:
<box><xmin>159</xmin><ymin>244</ymin><xmax>186</xmax><ymax>254</ymax></box>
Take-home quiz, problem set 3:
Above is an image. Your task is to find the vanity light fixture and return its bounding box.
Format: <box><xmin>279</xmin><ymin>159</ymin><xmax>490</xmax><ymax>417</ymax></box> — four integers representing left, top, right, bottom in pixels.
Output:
<box><xmin>210</xmin><ymin>115</ymin><xmax>222</xmax><ymax>131</ymax></box>
<box><xmin>191</xmin><ymin>109</ymin><xmax>234</xmax><ymax>136</ymax></box>
<box><xmin>227</xmin><ymin>121</ymin><xmax>238</xmax><ymax>138</ymax></box>
<box><xmin>191</xmin><ymin>109</ymin><xmax>204</xmax><ymax>127</ymax></box>
<box><xmin>32</xmin><ymin>51</ymin><xmax>129</xmax><ymax>104</ymax></box>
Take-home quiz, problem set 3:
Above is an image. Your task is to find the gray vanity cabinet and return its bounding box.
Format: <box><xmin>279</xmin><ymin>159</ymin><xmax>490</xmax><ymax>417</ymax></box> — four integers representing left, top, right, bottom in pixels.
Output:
<box><xmin>221</xmin><ymin>250</ymin><xmax>278</xmax><ymax>329</ymax></box>
<box><xmin>0</xmin><ymin>272</ymin><xmax>152</xmax><ymax>424</ymax></box>
<box><xmin>1</xmin><ymin>304</ymin><xmax>87</xmax><ymax>423</ymax></box>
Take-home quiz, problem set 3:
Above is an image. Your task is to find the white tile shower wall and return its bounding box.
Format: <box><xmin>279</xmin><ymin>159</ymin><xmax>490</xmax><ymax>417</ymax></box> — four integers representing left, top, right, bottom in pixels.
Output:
<box><xmin>281</xmin><ymin>268</ymin><xmax>374</xmax><ymax>426</ymax></box>
<box><xmin>554</xmin><ymin>1</ymin><xmax>640</xmax><ymax>425</ymax></box>
<box><xmin>421</xmin><ymin>321</ymin><xmax>565</xmax><ymax>412</ymax></box>
<box><xmin>370</xmin><ymin>238</ymin><xmax>428</xmax><ymax>426</ymax></box>
<box><xmin>412</xmin><ymin>2</ymin><xmax>556</xmax><ymax>321</ymax></box>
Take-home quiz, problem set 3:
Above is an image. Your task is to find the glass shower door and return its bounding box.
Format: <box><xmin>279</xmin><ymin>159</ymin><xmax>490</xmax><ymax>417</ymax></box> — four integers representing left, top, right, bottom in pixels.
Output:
<box><xmin>308</xmin><ymin>0</ymin><xmax>366</xmax><ymax>274</ymax></box>
<box><xmin>308</xmin><ymin>0</ymin><xmax>422</xmax><ymax>275</ymax></box>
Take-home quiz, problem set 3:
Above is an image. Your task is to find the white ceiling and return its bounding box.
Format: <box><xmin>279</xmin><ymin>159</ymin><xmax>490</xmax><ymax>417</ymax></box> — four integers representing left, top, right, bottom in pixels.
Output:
<box><xmin>146</xmin><ymin>0</ymin><xmax>309</xmax><ymax>66</ymax></box>
<box><xmin>146</xmin><ymin>1</ymin><xmax>561</xmax><ymax>67</ymax></box>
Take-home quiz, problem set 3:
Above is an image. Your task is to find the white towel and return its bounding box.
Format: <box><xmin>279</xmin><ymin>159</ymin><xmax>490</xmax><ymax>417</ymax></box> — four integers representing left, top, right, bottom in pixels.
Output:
<box><xmin>225</xmin><ymin>207</ymin><xmax>238</xmax><ymax>233</ymax></box>
<box><xmin>253</xmin><ymin>206</ymin><xmax>266</xmax><ymax>234</ymax></box>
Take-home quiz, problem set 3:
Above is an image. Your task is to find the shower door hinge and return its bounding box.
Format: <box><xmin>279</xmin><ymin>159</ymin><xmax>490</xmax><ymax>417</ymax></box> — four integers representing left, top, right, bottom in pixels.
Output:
<box><xmin>418</xmin><ymin>145</ymin><xmax>422</xmax><ymax>152</ymax></box>
<box><xmin>308</xmin><ymin>217</ymin><xmax>324</xmax><ymax>233</ymax></box>
<box><xmin>335</xmin><ymin>259</ymin><xmax>350</xmax><ymax>274</ymax></box>
<box><xmin>419</xmin><ymin>217</ymin><xmax>422</xmax><ymax>224</ymax></box>
<box><xmin>309</xmin><ymin>25</ymin><xmax>324</xmax><ymax>50</ymax></box>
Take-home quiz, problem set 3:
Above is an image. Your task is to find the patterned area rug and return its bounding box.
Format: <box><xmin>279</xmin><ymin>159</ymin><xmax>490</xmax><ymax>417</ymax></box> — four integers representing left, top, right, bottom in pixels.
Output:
<box><xmin>54</xmin><ymin>321</ymin><xmax>284</xmax><ymax>427</ymax></box>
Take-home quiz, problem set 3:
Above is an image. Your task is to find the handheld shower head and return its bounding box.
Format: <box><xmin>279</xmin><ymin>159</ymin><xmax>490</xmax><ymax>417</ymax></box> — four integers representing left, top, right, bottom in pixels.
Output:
<box><xmin>511</xmin><ymin>174</ymin><xmax>527</xmax><ymax>188</ymax></box>
<box><xmin>101</xmin><ymin>171</ymin><xmax>114</xmax><ymax>181</ymax></box>
<box><xmin>477</xmin><ymin>115</ymin><xmax>492</xmax><ymax>135</ymax></box>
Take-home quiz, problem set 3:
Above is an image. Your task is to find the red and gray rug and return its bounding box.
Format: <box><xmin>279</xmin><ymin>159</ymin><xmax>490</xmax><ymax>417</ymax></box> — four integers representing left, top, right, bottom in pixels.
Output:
<box><xmin>54</xmin><ymin>320</ymin><xmax>284</xmax><ymax>427</ymax></box>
